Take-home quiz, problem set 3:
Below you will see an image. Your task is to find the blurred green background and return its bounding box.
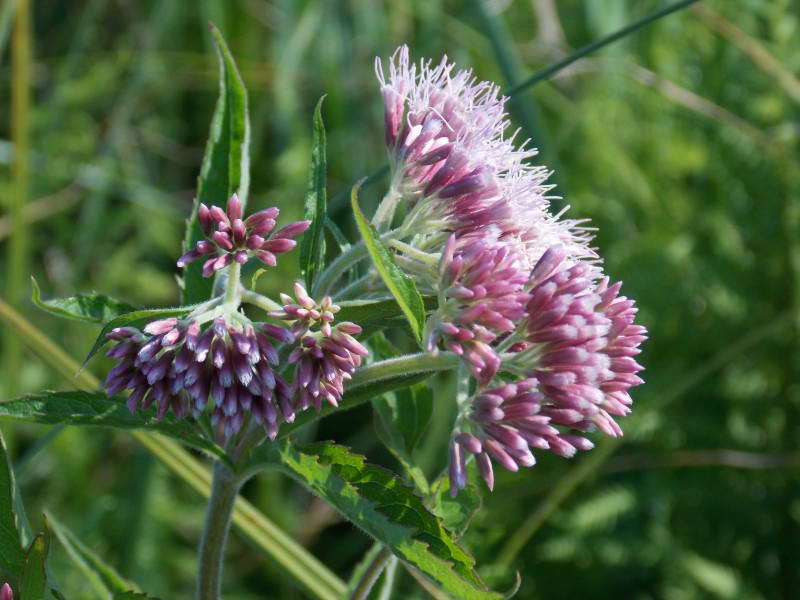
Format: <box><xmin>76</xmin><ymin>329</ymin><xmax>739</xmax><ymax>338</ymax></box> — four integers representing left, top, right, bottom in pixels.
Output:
<box><xmin>1</xmin><ymin>0</ymin><xmax>799</xmax><ymax>598</ymax></box>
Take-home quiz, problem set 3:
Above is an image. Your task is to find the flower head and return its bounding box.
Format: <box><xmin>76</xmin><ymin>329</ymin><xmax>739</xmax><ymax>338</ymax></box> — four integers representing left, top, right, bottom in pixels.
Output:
<box><xmin>177</xmin><ymin>194</ymin><xmax>310</xmax><ymax>277</ymax></box>
<box><xmin>375</xmin><ymin>46</ymin><xmax>594</xmax><ymax>272</ymax></box>
<box><xmin>104</xmin><ymin>314</ymin><xmax>295</xmax><ymax>440</ymax></box>
<box><xmin>449</xmin><ymin>378</ymin><xmax>596</xmax><ymax>495</ymax></box>
<box><xmin>428</xmin><ymin>233</ymin><xmax>529</xmax><ymax>384</ymax></box>
<box><xmin>1</xmin><ymin>583</ymin><xmax>12</xmax><ymax>600</ymax></box>
<box><xmin>271</xmin><ymin>283</ymin><xmax>368</xmax><ymax>412</ymax></box>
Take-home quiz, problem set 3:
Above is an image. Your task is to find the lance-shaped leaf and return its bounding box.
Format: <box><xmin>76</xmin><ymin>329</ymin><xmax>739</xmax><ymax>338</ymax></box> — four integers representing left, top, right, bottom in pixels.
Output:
<box><xmin>19</xmin><ymin>526</ymin><xmax>49</xmax><ymax>600</ymax></box>
<box><xmin>82</xmin><ymin>305</ymin><xmax>199</xmax><ymax>368</ymax></box>
<box><xmin>271</xmin><ymin>442</ymin><xmax>502</xmax><ymax>600</ymax></box>
<box><xmin>0</xmin><ymin>392</ymin><xmax>228</xmax><ymax>464</ymax></box>
<box><xmin>48</xmin><ymin>512</ymin><xmax>140</xmax><ymax>597</ymax></box>
<box><xmin>351</xmin><ymin>182</ymin><xmax>426</xmax><ymax>342</ymax></box>
<box><xmin>182</xmin><ymin>24</ymin><xmax>250</xmax><ymax>306</ymax></box>
<box><xmin>299</xmin><ymin>96</ymin><xmax>328</xmax><ymax>289</ymax></box>
<box><xmin>31</xmin><ymin>277</ymin><xmax>139</xmax><ymax>325</ymax></box>
<box><xmin>0</xmin><ymin>431</ymin><xmax>25</xmax><ymax>583</ymax></box>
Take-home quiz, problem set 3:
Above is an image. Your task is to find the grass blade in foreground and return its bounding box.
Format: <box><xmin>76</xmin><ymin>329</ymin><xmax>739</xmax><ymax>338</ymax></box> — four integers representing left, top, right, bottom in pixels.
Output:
<box><xmin>182</xmin><ymin>23</ymin><xmax>250</xmax><ymax>306</ymax></box>
<box><xmin>299</xmin><ymin>96</ymin><xmax>328</xmax><ymax>289</ymax></box>
<box><xmin>31</xmin><ymin>277</ymin><xmax>139</xmax><ymax>325</ymax></box>
<box><xmin>351</xmin><ymin>181</ymin><xmax>426</xmax><ymax>342</ymax></box>
<box><xmin>271</xmin><ymin>442</ymin><xmax>502</xmax><ymax>600</ymax></box>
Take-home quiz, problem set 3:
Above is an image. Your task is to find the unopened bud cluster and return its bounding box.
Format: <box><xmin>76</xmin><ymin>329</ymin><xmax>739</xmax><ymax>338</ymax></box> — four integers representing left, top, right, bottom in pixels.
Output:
<box><xmin>177</xmin><ymin>194</ymin><xmax>309</xmax><ymax>277</ymax></box>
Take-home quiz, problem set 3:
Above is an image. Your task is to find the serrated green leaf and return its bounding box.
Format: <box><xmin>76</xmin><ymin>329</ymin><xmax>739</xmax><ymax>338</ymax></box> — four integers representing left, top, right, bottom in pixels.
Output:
<box><xmin>300</xmin><ymin>96</ymin><xmax>327</xmax><ymax>289</ymax></box>
<box><xmin>430</xmin><ymin>479</ymin><xmax>482</xmax><ymax>539</ymax></box>
<box><xmin>82</xmin><ymin>305</ymin><xmax>198</xmax><ymax>368</ymax></box>
<box><xmin>0</xmin><ymin>431</ymin><xmax>25</xmax><ymax>583</ymax></box>
<box><xmin>31</xmin><ymin>277</ymin><xmax>139</xmax><ymax>325</ymax></box>
<box><xmin>182</xmin><ymin>23</ymin><xmax>250</xmax><ymax>306</ymax></box>
<box><xmin>272</xmin><ymin>442</ymin><xmax>502</xmax><ymax>600</ymax></box>
<box><xmin>0</xmin><ymin>392</ymin><xmax>228</xmax><ymax>464</ymax></box>
<box><xmin>350</xmin><ymin>182</ymin><xmax>426</xmax><ymax>342</ymax></box>
<box><xmin>19</xmin><ymin>528</ymin><xmax>48</xmax><ymax>600</ymax></box>
<box><xmin>48</xmin><ymin>512</ymin><xmax>140</xmax><ymax>597</ymax></box>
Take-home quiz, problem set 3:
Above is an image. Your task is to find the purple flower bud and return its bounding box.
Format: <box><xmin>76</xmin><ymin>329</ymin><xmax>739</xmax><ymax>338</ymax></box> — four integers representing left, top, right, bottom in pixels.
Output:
<box><xmin>226</xmin><ymin>193</ymin><xmax>242</xmax><ymax>220</ymax></box>
<box><xmin>198</xmin><ymin>203</ymin><xmax>214</xmax><ymax>235</ymax></box>
<box><xmin>272</xmin><ymin>220</ymin><xmax>311</xmax><ymax>239</ymax></box>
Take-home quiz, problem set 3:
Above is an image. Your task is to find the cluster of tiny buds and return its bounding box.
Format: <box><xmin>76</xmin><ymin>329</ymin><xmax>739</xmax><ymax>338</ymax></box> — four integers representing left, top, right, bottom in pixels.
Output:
<box><xmin>270</xmin><ymin>283</ymin><xmax>368</xmax><ymax>413</ymax></box>
<box><xmin>177</xmin><ymin>193</ymin><xmax>310</xmax><ymax>277</ymax></box>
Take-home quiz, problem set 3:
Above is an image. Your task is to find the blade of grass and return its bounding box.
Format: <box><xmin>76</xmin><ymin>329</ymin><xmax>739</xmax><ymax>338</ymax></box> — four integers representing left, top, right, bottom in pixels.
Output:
<box><xmin>497</xmin><ymin>309</ymin><xmax>794</xmax><ymax>567</ymax></box>
<box><xmin>691</xmin><ymin>3</ymin><xmax>800</xmax><ymax>105</ymax></box>
<box><xmin>4</xmin><ymin>0</ymin><xmax>31</xmax><ymax>397</ymax></box>
<box><xmin>505</xmin><ymin>0</ymin><xmax>700</xmax><ymax>96</ymax></box>
<box><xmin>0</xmin><ymin>298</ymin><xmax>346</xmax><ymax>600</ymax></box>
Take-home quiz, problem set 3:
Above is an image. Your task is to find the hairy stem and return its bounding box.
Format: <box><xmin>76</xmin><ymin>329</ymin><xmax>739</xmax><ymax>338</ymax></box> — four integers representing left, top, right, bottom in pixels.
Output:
<box><xmin>349</xmin><ymin>547</ymin><xmax>392</xmax><ymax>600</ymax></box>
<box><xmin>312</xmin><ymin>240</ymin><xmax>369</xmax><ymax>297</ymax></box>
<box><xmin>196</xmin><ymin>461</ymin><xmax>241</xmax><ymax>600</ymax></box>
<box><xmin>224</xmin><ymin>261</ymin><xmax>242</xmax><ymax>305</ymax></box>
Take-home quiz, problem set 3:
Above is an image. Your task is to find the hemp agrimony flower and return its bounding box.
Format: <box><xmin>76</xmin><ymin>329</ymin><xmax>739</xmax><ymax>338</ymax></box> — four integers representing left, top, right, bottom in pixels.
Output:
<box><xmin>372</xmin><ymin>46</ymin><xmax>646</xmax><ymax>495</ymax></box>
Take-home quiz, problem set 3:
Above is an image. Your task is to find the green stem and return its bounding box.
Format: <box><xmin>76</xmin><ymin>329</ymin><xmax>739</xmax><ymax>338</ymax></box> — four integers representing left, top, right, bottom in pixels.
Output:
<box><xmin>312</xmin><ymin>240</ymin><xmax>369</xmax><ymax>297</ymax></box>
<box><xmin>349</xmin><ymin>547</ymin><xmax>392</xmax><ymax>600</ymax></box>
<box><xmin>336</xmin><ymin>274</ymin><xmax>378</xmax><ymax>300</ymax></box>
<box><xmin>240</xmin><ymin>289</ymin><xmax>282</xmax><ymax>312</ymax></box>
<box><xmin>377</xmin><ymin>556</ymin><xmax>399</xmax><ymax>600</ymax></box>
<box><xmin>196</xmin><ymin>461</ymin><xmax>241</xmax><ymax>600</ymax></box>
<box><xmin>224</xmin><ymin>261</ymin><xmax>242</xmax><ymax>305</ymax></box>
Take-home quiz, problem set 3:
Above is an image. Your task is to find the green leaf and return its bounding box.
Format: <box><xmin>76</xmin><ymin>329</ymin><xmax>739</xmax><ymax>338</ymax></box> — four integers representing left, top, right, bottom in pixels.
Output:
<box><xmin>272</xmin><ymin>442</ymin><xmax>501</xmax><ymax>600</ymax></box>
<box><xmin>373</xmin><ymin>385</ymin><xmax>433</xmax><ymax>493</ymax></box>
<box><xmin>325</xmin><ymin>217</ymin><xmax>351</xmax><ymax>254</ymax></box>
<box><xmin>0</xmin><ymin>392</ymin><xmax>228</xmax><ymax>464</ymax></box>
<box><xmin>31</xmin><ymin>277</ymin><xmax>139</xmax><ymax>325</ymax></box>
<box><xmin>337</xmin><ymin>296</ymin><xmax>436</xmax><ymax>329</ymax></box>
<box><xmin>299</xmin><ymin>96</ymin><xmax>328</xmax><ymax>289</ymax></box>
<box><xmin>82</xmin><ymin>305</ymin><xmax>198</xmax><ymax>368</ymax></box>
<box><xmin>0</xmin><ymin>431</ymin><xmax>25</xmax><ymax>583</ymax></box>
<box><xmin>350</xmin><ymin>182</ymin><xmax>426</xmax><ymax>342</ymax></box>
<box><xmin>48</xmin><ymin>512</ymin><xmax>140</xmax><ymax>597</ymax></box>
<box><xmin>19</xmin><ymin>527</ymin><xmax>49</xmax><ymax>600</ymax></box>
<box><xmin>430</xmin><ymin>479</ymin><xmax>482</xmax><ymax>539</ymax></box>
<box><xmin>182</xmin><ymin>23</ymin><xmax>250</xmax><ymax>306</ymax></box>
<box><xmin>279</xmin><ymin>371</ymin><xmax>434</xmax><ymax>439</ymax></box>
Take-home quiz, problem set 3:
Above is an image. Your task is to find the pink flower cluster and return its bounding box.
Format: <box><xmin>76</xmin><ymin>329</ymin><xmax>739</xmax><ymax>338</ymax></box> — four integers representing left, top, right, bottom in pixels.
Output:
<box><xmin>377</xmin><ymin>46</ymin><xmax>646</xmax><ymax>495</ymax></box>
<box><xmin>104</xmin><ymin>283</ymin><xmax>368</xmax><ymax>441</ymax></box>
<box><xmin>177</xmin><ymin>194</ymin><xmax>309</xmax><ymax>277</ymax></box>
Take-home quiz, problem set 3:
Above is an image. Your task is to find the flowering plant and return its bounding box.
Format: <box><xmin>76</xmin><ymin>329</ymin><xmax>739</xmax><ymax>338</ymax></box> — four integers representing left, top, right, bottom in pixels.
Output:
<box><xmin>0</xmin><ymin>30</ymin><xmax>644</xmax><ymax>600</ymax></box>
